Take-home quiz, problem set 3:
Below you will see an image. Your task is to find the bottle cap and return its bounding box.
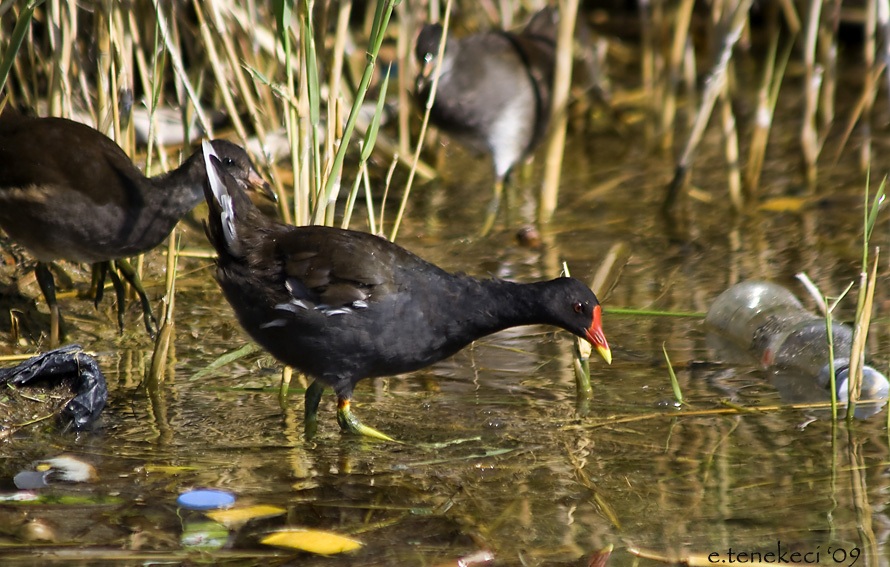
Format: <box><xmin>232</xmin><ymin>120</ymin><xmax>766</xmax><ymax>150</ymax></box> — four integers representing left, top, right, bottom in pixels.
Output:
<box><xmin>816</xmin><ymin>359</ymin><xmax>889</xmax><ymax>418</ymax></box>
<box><xmin>177</xmin><ymin>489</ymin><xmax>236</xmax><ymax>510</ymax></box>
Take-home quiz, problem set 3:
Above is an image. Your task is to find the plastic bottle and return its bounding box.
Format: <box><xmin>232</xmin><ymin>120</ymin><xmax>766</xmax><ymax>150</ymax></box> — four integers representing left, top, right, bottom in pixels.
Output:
<box><xmin>705</xmin><ymin>281</ymin><xmax>889</xmax><ymax>414</ymax></box>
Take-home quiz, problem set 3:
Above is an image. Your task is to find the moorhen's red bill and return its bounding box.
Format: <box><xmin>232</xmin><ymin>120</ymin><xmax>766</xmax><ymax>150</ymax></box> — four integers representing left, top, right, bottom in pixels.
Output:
<box><xmin>415</xmin><ymin>7</ymin><xmax>557</xmax><ymax>234</ymax></box>
<box><xmin>0</xmin><ymin>108</ymin><xmax>270</xmax><ymax>346</ymax></box>
<box><xmin>201</xmin><ymin>141</ymin><xmax>611</xmax><ymax>442</ymax></box>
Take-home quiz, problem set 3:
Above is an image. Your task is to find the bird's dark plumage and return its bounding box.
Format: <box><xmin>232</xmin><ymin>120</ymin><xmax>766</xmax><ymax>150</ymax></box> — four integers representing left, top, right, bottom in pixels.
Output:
<box><xmin>201</xmin><ymin>141</ymin><xmax>610</xmax><ymax>441</ymax></box>
<box><xmin>0</xmin><ymin>108</ymin><xmax>268</xmax><ymax>344</ymax></box>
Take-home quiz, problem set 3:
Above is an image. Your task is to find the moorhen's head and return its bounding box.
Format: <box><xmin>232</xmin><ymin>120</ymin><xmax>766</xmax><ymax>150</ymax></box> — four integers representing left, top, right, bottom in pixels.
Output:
<box><xmin>523</xmin><ymin>6</ymin><xmax>559</xmax><ymax>42</ymax></box>
<box><xmin>543</xmin><ymin>277</ymin><xmax>611</xmax><ymax>364</ymax></box>
<box><xmin>205</xmin><ymin>139</ymin><xmax>274</xmax><ymax>201</ymax></box>
<box><xmin>415</xmin><ymin>23</ymin><xmax>447</xmax><ymax>92</ymax></box>
<box><xmin>415</xmin><ymin>23</ymin><xmax>445</xmax><ymax>67</ymax></box>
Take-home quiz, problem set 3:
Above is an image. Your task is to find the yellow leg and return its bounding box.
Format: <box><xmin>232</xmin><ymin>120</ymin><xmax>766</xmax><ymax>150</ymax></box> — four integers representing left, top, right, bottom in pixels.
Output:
<box><xmin>336</xmin><ymin>397</ymin><xmax>397</xmax><ymax>442</ymax></box>
<box><xmin>480</xmin><ymin>178</ymin><xmax>505</xmax><ymax>237</ymax></box>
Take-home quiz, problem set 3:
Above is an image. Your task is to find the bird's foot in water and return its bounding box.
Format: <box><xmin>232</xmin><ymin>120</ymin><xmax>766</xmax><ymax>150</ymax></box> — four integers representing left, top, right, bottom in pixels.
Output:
<box><xmin>337</xmin><ymin>398</ymin><xmax>399</xmax><ymax>442</ymax></box>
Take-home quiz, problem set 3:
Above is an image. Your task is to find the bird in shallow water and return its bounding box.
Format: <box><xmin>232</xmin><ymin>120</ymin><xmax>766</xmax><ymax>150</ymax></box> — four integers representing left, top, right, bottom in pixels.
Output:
<box><xmin>415</xmin><ymin>7</ymin><xmax>558</xmax><ymax>235</ymax></box>
<box><xmin>201</xmin><ymin>141</ymin><xmax>611</xmax><ymax>442</ymax></box>
<box><xmin>0</xmin><ymin>108</ymin><xmax>270</xmax><ymax>346</ymax></box>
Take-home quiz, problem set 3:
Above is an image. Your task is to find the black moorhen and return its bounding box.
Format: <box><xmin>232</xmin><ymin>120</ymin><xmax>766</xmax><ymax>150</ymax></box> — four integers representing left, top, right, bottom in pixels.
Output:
<box><xmin>0</xmin><ymin>108</ymin><xmax>270</xmax><ymax>346</ymax></box>
<box><xmin>415</xmin><ymin>8</ymin><xmax>557</xmax><ymax>234</ymax></box>
<box><xmin>201</xmin><ymin>141</ymin><xmax>611</xmax><ymax>442</ymax></box>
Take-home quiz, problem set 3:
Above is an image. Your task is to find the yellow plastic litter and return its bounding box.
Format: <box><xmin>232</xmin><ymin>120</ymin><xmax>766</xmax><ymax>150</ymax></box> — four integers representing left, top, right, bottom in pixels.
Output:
<box><xmin>205</xmin><ymin>504</ymin><xmax>286</xmax><ymax>528</ymax></box>
<box><xmin>261</xmin><ymin>529</ymin><xmax>362</xmax><ymax>555</ymax></box>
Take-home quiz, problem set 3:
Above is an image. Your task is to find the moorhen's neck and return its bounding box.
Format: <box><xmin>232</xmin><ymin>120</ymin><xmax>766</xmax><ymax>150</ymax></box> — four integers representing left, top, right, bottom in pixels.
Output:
<box><xmin>94</xmin><ymin>148</ymin><xmax>211</xmax><ymax>259</ymax></box>
<box><xmin>146</xmin><ymin>149</ymin><xmax>207</xmax><ymax>215</ymax></box>
<box><xmin>461</xmin><ymin>278</ymin><xmax>573</xmax><ymax>339</ymax></box>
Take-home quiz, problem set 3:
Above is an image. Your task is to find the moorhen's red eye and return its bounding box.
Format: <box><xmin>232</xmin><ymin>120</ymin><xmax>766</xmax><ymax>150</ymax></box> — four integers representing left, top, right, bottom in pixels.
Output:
<box><xmin>573</xmin><ymin>301</ymin><xmax>583</xmax><ymax>313</ymax></box>
<box><xmin>222</xmin><ymin>157</ymin><xmax>236</xmax><ymax>166</ymax></box>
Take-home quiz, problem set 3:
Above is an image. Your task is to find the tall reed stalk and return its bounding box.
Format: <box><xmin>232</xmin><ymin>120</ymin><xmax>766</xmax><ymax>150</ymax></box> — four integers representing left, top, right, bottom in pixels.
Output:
<box><xmin>310</xmin><ymin>0</ymin><xmax>397</xmax><ymax>226</ymax></box>
<box><xmin>800</xmin><ymin>0</ymin><xmax>822</xmax><ymax>184</ymax></box>
<box><xmin>744</xmin><ymin>23</ymin><xmax>794</xmax><ymax>194</ymax></box>
<box><xmin>845</xmin><ymin>178</ymin><xmax>886</xmax><ymax>420</ymax></box>
<box><xmin>663</xmin><ymin>0</ymin><xmax>751</xmax><ymax>211</ymax></box>
<box><xmin>538</xmin><ymin>0</ymin><xmax>579</xmax><ymax>227</ymax></box>
<box><xmin>658</xmin><ymin>0</ymin><xmax>694</xmax><ymax>151</ymax></box>
<box><xmin>389</xmin><ymin>0</ymin><xmax>454</xmax><ymax>241</ymax></box>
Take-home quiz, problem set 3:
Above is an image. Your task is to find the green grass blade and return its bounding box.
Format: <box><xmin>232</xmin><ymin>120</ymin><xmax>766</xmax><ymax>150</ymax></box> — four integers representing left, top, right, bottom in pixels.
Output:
<box><xmin>190</xmin><ymin>343</ymin><xmax>262</xmax><ymax>381</ymax></box>
<box><xmin>361</xmin><ymin>63</ymin><xmax>391</xmax><ymax>163</ymax></box>
<box><xmin>662</xmin><ymin>343</ymin><xmax>684</xmax><ymax>405</ymax></box>
<box><xmin>865</xmin><ymin>175</ymin><xmax>886</xmax><ymax>244</ymax></box>
<box><xmin>0</xmin><ymin>0</ymin><xmax>44</xmax><ymax>93</ymax></box>
<box><xmin>301</xmin><ymin>1</ymin><xmax>320</xmax><ymax>128</ymax></box>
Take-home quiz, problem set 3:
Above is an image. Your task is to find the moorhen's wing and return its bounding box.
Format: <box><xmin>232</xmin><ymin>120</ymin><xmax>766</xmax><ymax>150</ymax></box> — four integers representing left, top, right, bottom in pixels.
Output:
<box><xmin>0</xmin><ymin>116</ymin><xmax>146</xmax><ymax>207</ymax></box>
<box><xmin>270</xmin><ymin>226</ymin><xmax>436</xmax><ymax>314</ymax></box>
<box><xmin>0</xmin><ymin>117</ymin><xmax>152</xmax><ymax>263</ymax></box>
<box><xmin>428</xmin><ymin>34</ymin><xmax>525</xmax><ymax>136</ymax></box>
<box><xmin>504</xmin><ymin>32</ymin><xmax>555</xmax><ymax>155</ymax></box>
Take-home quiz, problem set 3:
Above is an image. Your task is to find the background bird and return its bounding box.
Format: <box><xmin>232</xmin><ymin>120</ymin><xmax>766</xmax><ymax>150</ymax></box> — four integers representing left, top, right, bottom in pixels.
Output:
<box><xmin>0</xmin><ymin>108</ymin><xmax>269</xmax><ymax>346</ymax></box>
<box><xmin>415</xmin><ymin>7</ymin><xmax>558</xmax><ymax>234</ymax></box>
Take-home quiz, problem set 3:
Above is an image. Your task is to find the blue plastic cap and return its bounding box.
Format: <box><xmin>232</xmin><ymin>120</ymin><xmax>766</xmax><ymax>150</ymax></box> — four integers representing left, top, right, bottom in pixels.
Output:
<box><xmin>176</xmin><ymin>489</ymin><xmax>236</xmax><ymax>510</ymax></box>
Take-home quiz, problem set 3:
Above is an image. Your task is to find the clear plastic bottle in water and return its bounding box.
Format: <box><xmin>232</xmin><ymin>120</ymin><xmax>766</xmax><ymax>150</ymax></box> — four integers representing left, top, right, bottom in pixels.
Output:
<box><xmin>705</xmin><ymin>281</ymin><xmax>889</xmax><ymax>409</ymax></box>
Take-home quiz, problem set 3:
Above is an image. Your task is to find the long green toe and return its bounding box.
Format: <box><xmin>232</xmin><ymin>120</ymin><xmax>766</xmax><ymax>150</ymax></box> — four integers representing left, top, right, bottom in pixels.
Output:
<box><xmin>336</xmin><ymin>398</ymin><xmax>397</xmax><ymax>442</ymax></box>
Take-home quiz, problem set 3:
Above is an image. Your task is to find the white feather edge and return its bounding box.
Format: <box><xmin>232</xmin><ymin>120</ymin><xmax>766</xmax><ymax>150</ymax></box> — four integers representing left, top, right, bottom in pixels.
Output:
<box><xmin>201</xmin><ymin>140</ymin><xmax>238</xmax><ymax>249</ymax></box>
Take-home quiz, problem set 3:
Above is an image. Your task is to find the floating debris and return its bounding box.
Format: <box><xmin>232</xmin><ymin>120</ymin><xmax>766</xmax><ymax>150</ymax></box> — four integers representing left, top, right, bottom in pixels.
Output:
<box><xmin>177</xmin><ymin>489</ymin><xmax>236</xmax><ymax>511</ymax></box>
<box><xmin>0</xmin><ymin>345</ymin><xmax>108</xmax><ymax>430</ymax></box>
<box><xmin>206</xmin><ymin>504</ymin><xmax>287</xmax><ymax>529</ymax></box>
<box><xmin>261</xmin><ymin>529</ymin><xmax>362</xmax><ymax>555</ymax></box>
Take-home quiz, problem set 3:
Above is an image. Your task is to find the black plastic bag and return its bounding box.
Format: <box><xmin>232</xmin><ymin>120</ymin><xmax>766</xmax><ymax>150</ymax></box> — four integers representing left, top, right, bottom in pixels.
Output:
<box><xmin>0</xmin><ymin>345</ymin><xmax>108</xmax><ymax>429</ymax></box>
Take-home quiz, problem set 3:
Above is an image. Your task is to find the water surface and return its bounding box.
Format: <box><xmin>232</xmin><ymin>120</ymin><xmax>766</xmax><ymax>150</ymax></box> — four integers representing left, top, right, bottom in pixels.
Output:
<box><xmin>1</xmin><ymin>69</ymin><xmax>889</xmax><ymax>567</ymax></box>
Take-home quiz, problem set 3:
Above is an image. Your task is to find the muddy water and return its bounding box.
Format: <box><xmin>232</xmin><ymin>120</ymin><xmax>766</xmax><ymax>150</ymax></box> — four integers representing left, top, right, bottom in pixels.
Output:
<box><xmin>2</xmin><ymin>97</ymin><xmax>890</xmax><ymax>565</ymax></box>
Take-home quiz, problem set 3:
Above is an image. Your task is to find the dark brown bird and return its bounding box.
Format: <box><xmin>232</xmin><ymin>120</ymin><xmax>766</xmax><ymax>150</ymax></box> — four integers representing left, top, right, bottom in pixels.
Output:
<box><xmin>0</xmin><ymin>108</ymin><xmax>270</xmax><ymax>346</ymax></box>
<box><xmin>201</xmin><ymin>141</ymin><xmax>611</xmax><ymax>442</ymax></box>
<box><xmin>415</xmin><ymin>8</ymin><xmax>558</xmax><ymax>234</ymax></box>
